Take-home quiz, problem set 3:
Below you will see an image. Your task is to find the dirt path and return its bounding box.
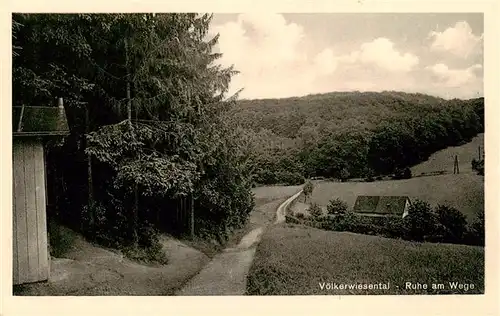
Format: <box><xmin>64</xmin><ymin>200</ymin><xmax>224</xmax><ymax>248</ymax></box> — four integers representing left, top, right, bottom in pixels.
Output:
<box><xmin>176</xmin><ymin>190</ymin><xmax>302</xmax><ymax>295</ymax></box>
<box><xmin>14</xmin><ymin>234</ymin><xmax>209</xmax><ymax>296</ymax></box>
<box><xmin>15</xmin><ymin>186</ymin><xmax>302</xmax><ymax>296</ymax></box>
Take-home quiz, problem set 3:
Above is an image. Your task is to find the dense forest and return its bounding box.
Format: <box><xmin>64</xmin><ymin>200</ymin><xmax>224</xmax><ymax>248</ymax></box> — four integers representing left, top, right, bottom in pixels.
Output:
<box><xmin>12</xmin><ymin>13</ymin><xmax>255</xmax><ymax>253</ymax></box>
<box><xmin>230</xmin><ymin>92</ymin><xmax>484</xmax><ymax>184</ymax></box>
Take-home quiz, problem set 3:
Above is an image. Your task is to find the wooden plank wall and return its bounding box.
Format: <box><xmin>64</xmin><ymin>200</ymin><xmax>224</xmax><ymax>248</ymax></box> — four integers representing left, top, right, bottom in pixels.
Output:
<box><xmin>13</xmin><ymin>140</ymin><xmax>49</xmax><ymax>285</ymax></box>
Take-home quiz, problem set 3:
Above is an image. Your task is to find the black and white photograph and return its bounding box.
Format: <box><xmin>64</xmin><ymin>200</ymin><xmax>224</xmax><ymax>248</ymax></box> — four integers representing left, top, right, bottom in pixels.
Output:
<box><xmin>7</xmin><ymin>10</ymin><xmax>492</xmax><ymax>301</ymax></box>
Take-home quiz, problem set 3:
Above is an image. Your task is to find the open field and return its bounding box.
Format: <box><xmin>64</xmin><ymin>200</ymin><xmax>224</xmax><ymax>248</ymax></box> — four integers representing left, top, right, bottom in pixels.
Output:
<box><xmin>247</xmin><ymin>224</ymin><xmax>484</xmax><ymax>295</ymax></box>
<box><xmin>252</xmin><ymin>185</ymin><xmax>303</xmax><ymax>207</ymax></box>
<box><xmin>411</xmin><ymin>133</ymin><xmax>484</xmax><ymax>176</ymax></box>
<box><xmin>308</xmin><ymin>173</ymin><xmax>483</xmax><ymax>222</ymax></box>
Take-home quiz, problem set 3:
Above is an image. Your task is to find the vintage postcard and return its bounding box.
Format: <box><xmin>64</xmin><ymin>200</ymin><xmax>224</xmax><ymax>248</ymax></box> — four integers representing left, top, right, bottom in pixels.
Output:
<box><xmin>2</xmin><ymin>1</ymin><xmax>499</xmax><ymax>316</ymax></box>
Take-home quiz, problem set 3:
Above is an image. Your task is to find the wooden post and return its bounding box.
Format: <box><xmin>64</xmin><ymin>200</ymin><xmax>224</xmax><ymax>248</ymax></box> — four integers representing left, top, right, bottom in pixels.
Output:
<box><xmin>478</xmin><ymin>146</ymin><xmax>481</xmax><ymax>161</ymax></box>
<box><xmin>454</xmin><ymin>155</ymin><xmax>460</xmax><ymax>174</ymax></box>
<box><xmin>17</xmin><ymin>104</ymin><xmax>25</xmax><ymax>132</ymax></box>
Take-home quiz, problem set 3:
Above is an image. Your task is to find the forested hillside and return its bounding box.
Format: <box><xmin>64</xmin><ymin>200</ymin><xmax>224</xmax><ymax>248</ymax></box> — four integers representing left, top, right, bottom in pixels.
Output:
<box><xmin>229</xmin><ymin>92</ymin><xmax>484</xmax><ymax>184</ymax></box>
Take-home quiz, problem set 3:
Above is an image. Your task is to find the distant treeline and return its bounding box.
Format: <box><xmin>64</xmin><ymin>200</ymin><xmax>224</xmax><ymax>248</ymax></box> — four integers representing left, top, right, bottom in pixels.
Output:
<box><xmin>230</xmin><ymin>92</ymin><xmax>484</xmax><ymax>185</ymax></box>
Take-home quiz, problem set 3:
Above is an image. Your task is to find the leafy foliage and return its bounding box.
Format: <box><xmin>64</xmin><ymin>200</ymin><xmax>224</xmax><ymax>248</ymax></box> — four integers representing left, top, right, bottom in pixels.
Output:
<box><xmin>393</xmin><ymin>167</ymin><xmax>412</xmax><ymax>180</ymax></box>
<box><xmin>403</xmin><ymin>200</ymin><xmax>439</xmax><ymax>242</ymax></box>
<box><xmin>13</xmin><ymin>13</ymin><xmax>254</xmax><ymax>251</ymax></box>
<box><xmin>467</xmin><ymin>209</ymin><xmax>484</xmax><ymax>246</ymax></box>
<box><xmin>308</xmin><ymin>203</ymin><xmax>323</xmax><ymax>219</ymax></box>
<box><xmin>435</xmin><ymin>205</ymin><xmax>468</xmax><ymax>243</ymax></box>
<box><xmin>472</xmin><ymin>158</ymin><xmax>484</xmax><ymax>176</ymax></box>
<box><xmin>326</xmin><ymin>198</ymin><xmax>348</xmax><ymax>215</ymax></box>
<box><xmin>303</xmin><ymin>180</ymin><xmax>314</xmax><ymax>202</ymax></box>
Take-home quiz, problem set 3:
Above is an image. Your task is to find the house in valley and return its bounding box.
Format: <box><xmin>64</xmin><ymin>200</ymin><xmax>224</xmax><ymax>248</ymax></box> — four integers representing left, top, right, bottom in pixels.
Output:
<box><xmin>353</xmin><ymin>195</ymin><xmax>411</xmax><ymax>218</ymax></box>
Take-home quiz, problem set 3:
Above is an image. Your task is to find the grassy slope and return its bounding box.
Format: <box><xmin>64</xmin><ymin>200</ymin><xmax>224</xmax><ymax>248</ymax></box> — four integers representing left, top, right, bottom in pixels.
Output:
<box><xmin>411</xmin><ymin>133</ymin><xmax>484</xmax><ymax>176</ymax></box>
<box><xmin>305</xmin><ymin>134</ymin><xmax>484</xmax><ymax>222</ymax></box>
<box><xmin>247</xmin><ymin>224</ymin><xmax>484</xmax><ymax>295</ymax></box>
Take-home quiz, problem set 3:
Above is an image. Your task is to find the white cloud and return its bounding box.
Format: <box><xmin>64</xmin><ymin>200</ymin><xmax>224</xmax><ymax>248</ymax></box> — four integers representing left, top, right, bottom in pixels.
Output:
<box><xmin>352</xmin><ymin>37</ymin><xmax>419</xmax><ymax>72</ymax></box>
<box><xmin>211</xmin><ymin>13</ymin><xmax>315</xmax><ymax>99</ymax></box>
<box><xmin>314</xmin><ymin>48</ymin><xmax>338</xmax><ymax>75</ymax></box>
<box><xmin>426</xmin><ymin>63</ymin><xmax>482</xmax><ymax>87</ymax></box>
<box><xmin>428</xmin><ymin>21</ymin><xmax>483</xmax><ymax>58</ymax></box>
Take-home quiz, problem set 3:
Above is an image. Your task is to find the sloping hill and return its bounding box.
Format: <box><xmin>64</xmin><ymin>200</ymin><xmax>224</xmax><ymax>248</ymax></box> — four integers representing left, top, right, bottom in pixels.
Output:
<box><xmin>411</xmin><ymin>133</ymin><xmax>484</xmax><ymax>176</ymax></box>
<box><xmin>229</xmin><ymin>91</ymin><xmax>484</xmax><ymax>184</ymax></box>
<box><xmin>230</xmin><ymin>91</ymin><xmax>476</xmax><ymax>138</ymax></box>
<box><xmin>247</xmin><ymin>224</ymin><xmax>484</xmax><ymax>295</ymax></box>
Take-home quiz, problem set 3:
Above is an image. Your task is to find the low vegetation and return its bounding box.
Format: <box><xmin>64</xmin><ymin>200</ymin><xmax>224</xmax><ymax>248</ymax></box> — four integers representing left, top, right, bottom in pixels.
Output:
<box><xmin>48</xmin><ymin>219</ymin><xmax>77</xmax><ymax>258</ymax></box>
<box><xmin>287</xmin><ymin>197</ymin><xmax>484</xmax><ymax>247</ymax></box>
<box><xmin>305</xmin><ymin>173</ymin><xmax>483</xmax><ymax>222</ymax></box>
<box><xmin>472</xmin><ymin>158</ymin><xmax>485</xmax><ymax>176</ymax></box>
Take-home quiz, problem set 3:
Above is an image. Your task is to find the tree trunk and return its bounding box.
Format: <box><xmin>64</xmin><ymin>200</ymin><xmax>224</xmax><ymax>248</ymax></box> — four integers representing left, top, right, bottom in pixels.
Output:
<box><xmin>85</xmin><ymin>104</ymin><xmax>95</xmax><ymax>230</ymax></box>
<box><xmin>125</xmin><ymin>37</ymin><xmax>139</xmax><ymax>246</ymax></box>
<box><xmin>190</xmin><ymin>195</ymin><xmax>195</xmax><ymax>240</ymax></box>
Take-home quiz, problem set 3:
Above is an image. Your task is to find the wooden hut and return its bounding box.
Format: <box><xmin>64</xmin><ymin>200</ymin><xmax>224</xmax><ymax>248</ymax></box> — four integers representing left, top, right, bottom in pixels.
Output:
<box><xmin>12</xmin><ymin>100</ymin><xmax>69</xmax><ymax>285</ymax></box>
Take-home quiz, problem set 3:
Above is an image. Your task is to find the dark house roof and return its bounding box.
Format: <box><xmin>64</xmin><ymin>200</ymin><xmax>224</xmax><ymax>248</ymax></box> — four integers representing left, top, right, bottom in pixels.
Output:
<box><xmin>353</xmin><ymin>195</ymin><xmax>410</xmax><ymax>216</ymax></box>
<box><xmin>13</xmin><ymin>106</ymin><xmax>70</xmax><ymax>137</ymax></box>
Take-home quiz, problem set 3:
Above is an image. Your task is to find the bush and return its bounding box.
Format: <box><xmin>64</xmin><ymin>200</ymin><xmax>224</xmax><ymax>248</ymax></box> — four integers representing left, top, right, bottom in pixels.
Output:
<box><xmin>403</xmin><ymin>200</ymin><xmax>440</xmax><ymax>242</ymax></box>
<box><xmin>308</xmin><ymin>203</ymin><xmax>323</xmax><ymax>218</ymax></box>
<box><xmin>82</xmin><ymin>200</ymin><xmax>129</xmax><ymax>248</ymax></box>
<box><xmin>471</xmin><ymin>158</ymin><xmax>478</xmax><ymax>170</ymax></box>
<box><xmin>393</xmin><ymin>167</ymin><xmax>412</xmax><ymax>180</ymax></box>
<box><xmin>123</xmin><ymin>239</ymin><xmax>168</xmax><ymax>265</ymax></box>
<box><xmin>364</xmin><ymin>168</ymin><xmax>375</xmax><ymax>182</ymax></box>
<box><xmin>383</xmin><ymin>217</ymin><xmax>407</xmax><ymax>239</ymax></box>
<box><xmin>471</xmin><ymin>158</ymin><xmax>484</xmax><ymax>176</ymax></box>
<box><xmin>48</xmin><ymin>219</ymin><xmax>77</xmax><ymax>258</ymax></box>
<box><xmin>403</xmin><ymin>167</ymin><xmax>412</xmax><ymax>179</ymax></box>
<box><xmin>434</xmin><ymin>205</ymin><xmax>468</xmax><ymax>243</ymax></box>
<box><xmin>466</xmin><ymin>210</ymin><xmax>484</xmax><ymax>246</ymax></box>
<box><xmin>303</xmin><ymin>180</ymin><xmax>314</xmax><ymax>202</ymax></box>
<box><xmin>339</xmin><ymin>168</ymin><xmax>350</xmax><ymax>182</ymax></box>
<box><xmin>328</xmin><ymin>211</ymin><xmax>359</xmax><ymax>231</ymax></box>
<box><xmin>326</xmin><ymin>198</ymin><xmax>348</xmax><ymax>215</ymax></box>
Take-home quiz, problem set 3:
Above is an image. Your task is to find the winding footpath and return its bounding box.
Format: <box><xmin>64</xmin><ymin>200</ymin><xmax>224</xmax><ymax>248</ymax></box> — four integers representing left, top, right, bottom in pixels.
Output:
<box><xmin>175</xmin><ymin>190</ymin><xmax>303</xmax><ymax>296</ymax></box>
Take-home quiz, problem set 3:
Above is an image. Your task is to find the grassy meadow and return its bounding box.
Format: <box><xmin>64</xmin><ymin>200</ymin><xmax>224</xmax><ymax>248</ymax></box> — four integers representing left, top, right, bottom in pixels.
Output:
<box><xmin>247</xmin><ymin>224</ymin><xmax>484</xmax><ymax>295</ymax></box>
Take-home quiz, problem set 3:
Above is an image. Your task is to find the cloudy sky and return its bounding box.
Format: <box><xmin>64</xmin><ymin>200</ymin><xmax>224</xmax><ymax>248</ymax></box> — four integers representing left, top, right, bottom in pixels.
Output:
<box><xmin>209</xmin><ymin>13</ymin><xmax>483</xmax><ymax>100</ymax></box>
